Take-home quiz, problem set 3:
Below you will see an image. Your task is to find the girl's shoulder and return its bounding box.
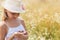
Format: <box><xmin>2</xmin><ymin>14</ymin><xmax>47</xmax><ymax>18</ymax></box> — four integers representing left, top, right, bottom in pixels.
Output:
<box><xmin>0</xmin><ymin>21</ymin><xmax>5</xmax><ymax>27</ymax></box>
<box><xmin>18</xmin><ymin>17</ymin><xmax>24</xmax><ymax>22</ymax></box>
<box><xmin>18</xmin><ymin>17</ymin><xmax>25</xmax><ymax>26</ymax></box>
<box><xmin>0</xmin><ymin>21</ymin><xmax>8</xmax><ymax>29</ymax></box>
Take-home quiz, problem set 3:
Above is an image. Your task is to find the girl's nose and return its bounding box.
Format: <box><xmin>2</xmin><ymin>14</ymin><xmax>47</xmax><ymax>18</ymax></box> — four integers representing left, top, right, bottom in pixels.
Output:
<box><xmin>14</xmin><ymin>14</ymin><xmax>19</xmax><ymax>17</ymax></box>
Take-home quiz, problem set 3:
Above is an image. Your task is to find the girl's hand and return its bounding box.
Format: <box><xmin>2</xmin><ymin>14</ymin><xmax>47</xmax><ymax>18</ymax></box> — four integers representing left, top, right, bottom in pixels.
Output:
<box><xmin>23</xmin><ymin>31</ymin><xmax>28</xmax><ymax>40</ymax></box>
<box><xmin>18</xmin><ymin>31</ymin><xmax>28</xmax><ymax>39</ymax></box>
<box><xmin>8</xmin><ymin>32</ymin><xmax>24</xmax><ymax>40</ymax></box>
<box><xmin>9</xmin><ymin>31</ymin><xmax>28</xmax><ymax>40</ymax></box>
<box><xmin>18</xmin><ymin>31</ymin><xmax>28</xmax><ymax>40</ymax></box>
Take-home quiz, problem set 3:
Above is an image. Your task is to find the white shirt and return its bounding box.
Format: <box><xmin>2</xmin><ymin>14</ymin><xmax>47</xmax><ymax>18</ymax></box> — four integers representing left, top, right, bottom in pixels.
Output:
<box><xmin>5</xmin><ymin>24</ymin><xmax>25</xmax><ymax>40</ymax></box>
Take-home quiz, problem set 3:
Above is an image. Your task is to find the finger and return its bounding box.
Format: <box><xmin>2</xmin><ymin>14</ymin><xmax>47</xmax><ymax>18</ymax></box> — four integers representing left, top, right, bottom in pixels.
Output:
<box><xmin>18</xmin><ymin>31</ymin><xmax>24</xmax><ymax>32</ymax></box>
<box><xmin>23</xmin><ymin>31</ymin><xmax>28</xmax><ymax>35</ymax></box>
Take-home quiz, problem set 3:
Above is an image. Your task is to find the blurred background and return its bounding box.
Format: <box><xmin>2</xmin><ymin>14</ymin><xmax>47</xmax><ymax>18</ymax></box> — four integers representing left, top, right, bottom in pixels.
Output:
<box><xmin>0</xmin><ymin>0</ymin><xmax>60</xmax><ymax>40</ymax></box>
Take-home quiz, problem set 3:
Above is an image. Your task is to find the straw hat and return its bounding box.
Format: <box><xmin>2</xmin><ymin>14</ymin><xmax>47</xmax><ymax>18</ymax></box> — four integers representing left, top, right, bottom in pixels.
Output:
<box><xmin>2</xmin><ymin>0</ymin><xmax>25</xmax><ymax>13</ymax></box>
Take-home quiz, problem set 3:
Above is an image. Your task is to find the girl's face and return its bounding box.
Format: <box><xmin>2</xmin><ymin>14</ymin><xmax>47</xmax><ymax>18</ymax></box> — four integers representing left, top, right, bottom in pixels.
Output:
<box><xmin>6</xmin><ymin>10</ymin><xmax>20</xmax><ymax>19</ymax></box>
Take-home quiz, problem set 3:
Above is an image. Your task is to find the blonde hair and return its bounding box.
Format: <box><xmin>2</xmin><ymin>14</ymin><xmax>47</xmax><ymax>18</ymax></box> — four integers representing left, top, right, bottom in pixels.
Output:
<box><xmin>2</xmin><ymin>9</ymin><xmax>8</xmax><ymax>21</ymax></box>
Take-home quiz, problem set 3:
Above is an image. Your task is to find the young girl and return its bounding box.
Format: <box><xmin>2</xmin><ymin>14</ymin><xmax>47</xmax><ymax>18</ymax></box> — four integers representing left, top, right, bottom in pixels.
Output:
<box><xmin>0</xmin><ymin>0</ymin><xmax>28</xmax><ymax>40</ymax></box>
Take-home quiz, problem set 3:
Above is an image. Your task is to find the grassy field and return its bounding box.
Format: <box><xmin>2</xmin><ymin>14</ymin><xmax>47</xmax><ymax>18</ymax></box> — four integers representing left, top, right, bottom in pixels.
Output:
<box><xmin>0</xmin><ymin>0</ymin><xmax>60</xmax><ymax>40</ymax></box>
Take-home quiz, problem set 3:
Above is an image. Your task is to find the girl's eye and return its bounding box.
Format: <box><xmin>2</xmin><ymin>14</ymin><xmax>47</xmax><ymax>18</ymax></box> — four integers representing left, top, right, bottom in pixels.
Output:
<box><xmin>11</xmin><ymin>13</ymin><xmax>19</xmax><ymax>15</ymax></box>
<box><xmin>11</xmin><ymin>13</ymin><xmax>16</xmax><ymax>15</ymax></box>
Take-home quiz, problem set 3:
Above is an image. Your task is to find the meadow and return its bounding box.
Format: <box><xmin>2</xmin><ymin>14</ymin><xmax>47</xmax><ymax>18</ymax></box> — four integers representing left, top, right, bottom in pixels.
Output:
<box><xmin>0</xmin><ymin>0</ymin><xmax>60</xmax><ymax>40</ymax></box>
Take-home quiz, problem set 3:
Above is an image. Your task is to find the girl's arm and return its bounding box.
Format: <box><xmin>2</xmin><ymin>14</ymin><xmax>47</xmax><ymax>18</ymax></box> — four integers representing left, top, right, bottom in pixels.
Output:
<box><xmin>0</xmin><ymin>22</ymin><xmax>7</xmax><ymax>40</ymax></box>
<box><xmin>21</xmin><ymin>20</ymin><xmax>28</xmax><ymax>39</ymax></box>
<box><xmin>21</xmin><ymin>19</ymin><xmax>27</xmax><ymax>31</ymax></box>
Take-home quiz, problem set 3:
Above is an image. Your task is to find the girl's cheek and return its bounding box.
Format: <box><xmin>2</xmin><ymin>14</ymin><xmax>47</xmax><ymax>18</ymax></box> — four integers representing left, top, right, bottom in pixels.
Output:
<box><xmin>8</xmin><ymin>15</ymin><xmax>13</xmax><ymax>18</ymax></box>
